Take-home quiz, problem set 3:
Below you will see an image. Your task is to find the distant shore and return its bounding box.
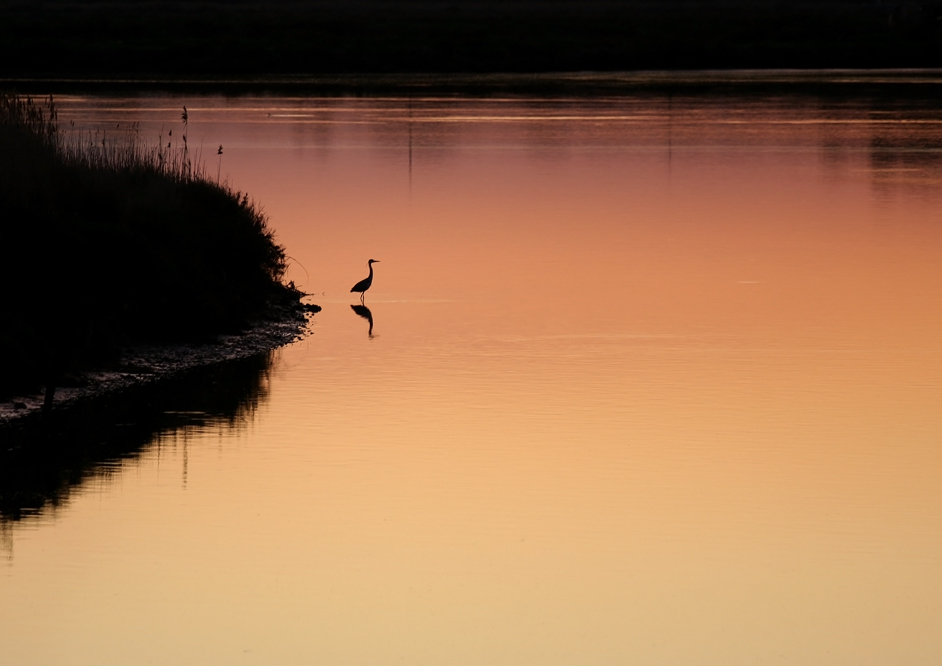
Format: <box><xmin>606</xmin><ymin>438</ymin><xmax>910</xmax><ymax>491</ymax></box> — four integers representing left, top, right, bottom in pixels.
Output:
<box><xmin>5</xmin><ymin>69</ymin><xmax>942</xmax><ymax>99</ymax></box>
<box><xmin>2</xmin><ymin>1</ymin><xmax>939</xmax><ymax>77</ymax></box>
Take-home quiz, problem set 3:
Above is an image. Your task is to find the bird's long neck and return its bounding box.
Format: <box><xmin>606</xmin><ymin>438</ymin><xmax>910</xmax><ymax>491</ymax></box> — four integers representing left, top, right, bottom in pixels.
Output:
<box><xmin>368</xmin><ymin>262</ymin><xmax>374</xmax><ymax>279</ymax></box>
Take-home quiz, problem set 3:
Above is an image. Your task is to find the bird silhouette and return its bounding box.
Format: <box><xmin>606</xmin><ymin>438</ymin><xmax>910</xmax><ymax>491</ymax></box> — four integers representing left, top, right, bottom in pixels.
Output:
<box><xmin>350</xmin><ymin>259</ymin><xmax>379</xmax><ymax>303</ymax></box>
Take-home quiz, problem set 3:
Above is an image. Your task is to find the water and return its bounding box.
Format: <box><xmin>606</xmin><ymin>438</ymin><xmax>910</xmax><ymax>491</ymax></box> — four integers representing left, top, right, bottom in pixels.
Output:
<box><xmin>3</xmin><ymin>88</ymin><xmax>942</xmax><ymax>665</ymax></box>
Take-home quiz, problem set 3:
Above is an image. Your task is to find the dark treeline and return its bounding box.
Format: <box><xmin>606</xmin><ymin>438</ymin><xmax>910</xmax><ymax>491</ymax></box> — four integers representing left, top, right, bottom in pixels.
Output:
<box><xmin>0</xmin><ymin>0</ymin><xmax>940</xmax><ymax>76</ymax></box>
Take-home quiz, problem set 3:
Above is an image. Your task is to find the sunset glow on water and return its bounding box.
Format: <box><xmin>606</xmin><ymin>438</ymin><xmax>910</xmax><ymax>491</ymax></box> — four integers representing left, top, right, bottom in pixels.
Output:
<box><xmin>2</xmin><ymin>91</ymin><xmax>942</xmax><ymax>665</ymax></box>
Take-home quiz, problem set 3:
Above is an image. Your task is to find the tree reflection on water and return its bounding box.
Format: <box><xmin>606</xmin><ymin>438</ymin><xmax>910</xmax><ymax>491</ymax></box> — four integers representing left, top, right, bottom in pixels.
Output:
<box><xmin>0</xmin><ymin>352</ymin><xmax>276</xmax><ymax>524</ymax></box>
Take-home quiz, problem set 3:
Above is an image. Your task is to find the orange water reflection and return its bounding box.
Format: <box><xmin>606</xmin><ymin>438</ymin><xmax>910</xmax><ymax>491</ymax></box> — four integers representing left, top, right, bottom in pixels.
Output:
<box><xmin>2</xmin><ymin>93</ymin><xmax>942</xmax><ymax>665</ymax></box>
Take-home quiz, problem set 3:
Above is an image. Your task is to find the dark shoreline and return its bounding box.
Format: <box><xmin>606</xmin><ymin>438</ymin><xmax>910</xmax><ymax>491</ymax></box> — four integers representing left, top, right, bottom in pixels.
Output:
<box><xmin>0</xmin><ymin>296</ymin><xmax>318</xmax><ymax>429</ymax></box>
<box><xmin>2</xmin><ymin>1</ymin><xmax>939</xmax><ymax>77</ymax></box>
<box><xmin>6</xmin><ymin>69</ymin><xmax>942</xmax><ymax>100</ymax></box>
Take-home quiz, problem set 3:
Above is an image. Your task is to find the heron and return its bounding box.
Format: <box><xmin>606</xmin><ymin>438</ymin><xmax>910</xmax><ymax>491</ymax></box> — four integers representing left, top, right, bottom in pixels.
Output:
<box><xmin>350</xmin><ymin>259</ymin><xmax>379</xmax><ymax>303</ymax></box>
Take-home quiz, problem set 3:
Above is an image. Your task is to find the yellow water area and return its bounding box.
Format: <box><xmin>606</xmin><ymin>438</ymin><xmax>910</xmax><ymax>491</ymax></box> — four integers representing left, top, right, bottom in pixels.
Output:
<box><xmin>2</xmin><ymin>93</ymin><xmax>942</xmax><ymax>665</ymax></box>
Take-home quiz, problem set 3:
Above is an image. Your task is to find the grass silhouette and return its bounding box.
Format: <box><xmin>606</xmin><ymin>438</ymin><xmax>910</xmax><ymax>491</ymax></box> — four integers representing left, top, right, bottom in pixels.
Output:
<box><xmin>0</xmin><ymin>94</ymin><xmax>290</xmax><ymax>401</ymax></box>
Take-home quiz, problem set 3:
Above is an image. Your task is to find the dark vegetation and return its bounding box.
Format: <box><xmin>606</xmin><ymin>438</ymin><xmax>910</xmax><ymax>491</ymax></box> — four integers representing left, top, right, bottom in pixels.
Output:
<box><xmin>0</xmin><ymin>0</ymin><xmax>940</xmax><ymax>77</ymax></box>
<box><xmin>0</xmin><ymin>94</ymin><xmax>289</xmax><ymax>401</ymax></box>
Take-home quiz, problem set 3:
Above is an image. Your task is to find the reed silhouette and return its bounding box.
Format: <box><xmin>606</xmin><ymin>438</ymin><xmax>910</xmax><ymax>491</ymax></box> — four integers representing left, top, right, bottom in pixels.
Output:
<box><xmin>351</xmin><ymin>304</ymin><xmax>374</xmax><ymax>338</ymax></box>
<box><xmin>0</xmin><ymin>94</ymin><xmax>290</xmax><ymax>402</ymax></box>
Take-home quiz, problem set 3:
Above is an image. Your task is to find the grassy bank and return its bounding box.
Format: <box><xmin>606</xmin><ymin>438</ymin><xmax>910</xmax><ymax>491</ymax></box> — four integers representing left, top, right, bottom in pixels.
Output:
<box><xmin>0</xmin><ymin>0</ymin><xmax>940</xmax><ymax>76</ymax></box>
<box><xmin>0</xmin><ymin>94</ymin><xmax>290</xmax><ymax>402</ymax></box>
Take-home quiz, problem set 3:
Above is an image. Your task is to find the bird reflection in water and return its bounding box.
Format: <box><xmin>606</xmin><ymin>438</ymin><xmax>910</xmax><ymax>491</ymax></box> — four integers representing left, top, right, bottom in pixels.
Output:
<box><xmin>350</xmin><ymin>304</ymin><xmax>374</xmax><ymax>338</ymax></box>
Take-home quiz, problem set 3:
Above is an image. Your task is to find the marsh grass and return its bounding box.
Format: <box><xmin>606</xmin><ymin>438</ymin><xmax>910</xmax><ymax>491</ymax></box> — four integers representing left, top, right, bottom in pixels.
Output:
<box><xmin>0</xmin><ymin>93</ymin><xmax>289</xmax><ymax>401</ymax></box>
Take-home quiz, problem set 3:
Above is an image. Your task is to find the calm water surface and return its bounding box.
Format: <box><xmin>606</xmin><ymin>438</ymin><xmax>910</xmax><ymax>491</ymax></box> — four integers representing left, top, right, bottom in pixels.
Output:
<box><xmin>3</xmin><ymin>91</ymin><xmax>942</xmax><ymax>665</ymax></box>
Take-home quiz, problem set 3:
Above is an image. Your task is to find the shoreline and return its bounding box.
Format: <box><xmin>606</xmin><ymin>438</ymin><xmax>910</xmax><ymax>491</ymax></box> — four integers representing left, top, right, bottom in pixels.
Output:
<box><xmin>0</xmin><ymin>297</ymin><xmax>320</xmax><ymax>428</ymax></box>
<box><xmin>6</xmin><ymin>69</ymin><xmax>942</xmax><ymax>97</ymax></box>
<box><xmin>2</xmin><ymin>1</ymin><xmax>937</xmax><ymax>77</ymax></box>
